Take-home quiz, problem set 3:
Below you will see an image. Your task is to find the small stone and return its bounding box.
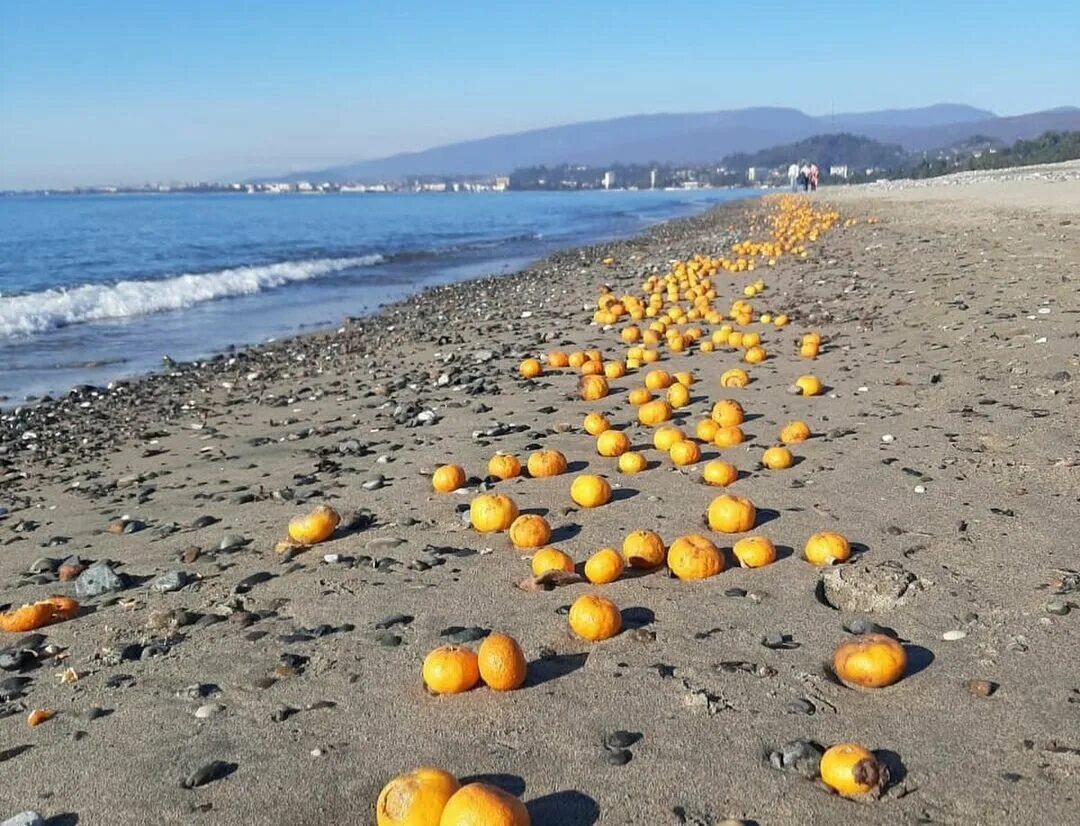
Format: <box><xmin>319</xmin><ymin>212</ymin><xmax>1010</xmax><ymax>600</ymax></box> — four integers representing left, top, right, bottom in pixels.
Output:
<box><xmin>1045</xmin><ymin>598</ymin><xmax>1070</xmax><ymax>616</ymax></box>
<box><xmin>723</xmin><ymin>587</ymin><xmax>747</xmax><ymax>598</ymax></box>
<box><xmin>57</xmin><ymin>556</ymin><xmax>85</xmax><ymax>581</ymax></box>
<box><xmin>604</xmin><ymin>749</ymin><xmax>632</xmax><ymax>765</ymax></box>
<box><xmin>966</xmin><ymin>679</ymin><xmax>998</xmax><ymax>697</ymax></box>
<box><xmin>604</xmin><ymin>730</ymin><xmax>641</xmax><ymax>749</ymax></box>
<box><xmin>914</xmin><ymin>484</ymin><xmax>926</xmax><ymax>494</ymax></box>
<box><xmin>842</xmin><ymin>618</ymin><xmax>891</xmax><ymax>636</ymax></box>
<box><xmin>881</xmin><ymin>434</ymin><xmax>895</xmax><ymax>443</ymax></box>
<box><xmin>194</xmin><ymin>703</ymin><xmax>224</xmax><ymax>719</ymax></box>
<box><xmin>373</xmin><ymin>631</ymin><xmax>401</xmax><ymax>647</ymax></box>
<box><xmin>361</xmin><ymin>475</ymin><xmax>385</xmax><ymax>491</ymax></box>
<box><xmin>181</xmin><ymin>760</ymin><xmax>232</xmax><ymax>789</ymax></box>
<box><xmin>181</xmin><ymin>546</ymin><xmax>201</xmax><ymax>564</ymax></box>
<box><xmin>439</xmin><ymin>626</ymin><xmax>489</xmax><ymax>644</ymax></box>
<box><xmin>75</xmin><ymin>561</ymin><xmax>125</xmax><ymax>598</ymax></box>
<box><xmin>1</xmin><ymin>812</ymin><xmax>44</xmax><ymax>826</ymax></box>
<box><xmin>218</xmin><ymin>533</ymin><xmax>247</xmax><ymax>551</ymax></box>
<box><xmin>151</xmin><ymin>570</ymin><xmax>188</xmax><ymax>593</ymax></box>
<box><xmin>786</xmin><ymin>699</ymin><xmax>816</xmax><ymax>715</ymax></box>
<box><xmin>943</xmin><ymin>630</ymin><xmax>967</xmax><ymax>641</ymax></box>
<box><xmin>81</xmin><ymin>706</ymin><xmax>109</xmax><ymax>721</ymax></box>
<box><xmin>769</xmin><ymin>739</ymin><xmax>823</xmax><ymax>779</ymax></box>
<box><xmin>27</xmin><ymin>558</ymin><xmax>58</xmax><ymax>574</ymax></box>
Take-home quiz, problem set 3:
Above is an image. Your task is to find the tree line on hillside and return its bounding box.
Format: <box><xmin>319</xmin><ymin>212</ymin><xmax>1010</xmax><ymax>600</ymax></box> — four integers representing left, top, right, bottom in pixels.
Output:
<box><xmin>506</xmin><ymin>131</ymin><xmax>1080</xmax><ymax>189</ymax></box>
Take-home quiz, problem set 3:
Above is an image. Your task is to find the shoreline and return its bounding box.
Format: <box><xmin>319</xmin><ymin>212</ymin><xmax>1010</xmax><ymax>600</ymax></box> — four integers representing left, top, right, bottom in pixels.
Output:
<box><xmin>0</xmin><ymin>194</ymin><xmax>755</xmax><ymax>427</ymax></box>
<box><xmin>1</xmin><ymin>171</ymin><xmax>1077</xmax><ymax>825</ymax></box>
<box><xmin>0</xmin><ymin>188</ymin><xmax>757</xmax><ymax>406</ymax></box>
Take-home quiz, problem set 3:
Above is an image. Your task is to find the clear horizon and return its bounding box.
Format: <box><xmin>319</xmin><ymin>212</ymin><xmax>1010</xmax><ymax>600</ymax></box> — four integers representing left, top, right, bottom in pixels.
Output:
<box><xmin>2</xmin><ymin>0</ymin><xmax>1078</xmax><ymax>189</ymax></box>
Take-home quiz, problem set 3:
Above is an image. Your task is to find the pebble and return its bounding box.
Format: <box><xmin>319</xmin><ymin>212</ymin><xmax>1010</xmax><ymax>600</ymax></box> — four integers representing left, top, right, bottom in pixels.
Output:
<box><xmin>966</xmin><ymin>679</ymin><xmax>998</xmax><ymax>697</ymax></box>
<box><xmin>373</xmin><ymin>631</ymin><xmax>401</xmax><ymax>647</ymax></box>
<box><xmin>75</xmin><ymin>561</ymin><xmax>125</xmax><ymax>598</ymax></box>
<box><xmin>194</xmin><ymin>703</ymin><xmax>224</xmax><ymax>719</ymax></box>
<box><xmin>1</xmin><ymin>813</ymin><xmax>44</xmax><ymax>826</ymax></box>
<box><xmin>181</xmin><ymin>760</ymin><xmax>232</xmax><ymax>789</ymax></box>
<box><xmin>786</xmin><ymin>698</ymin><xmax>816</xmax><ymax>715</ymax></box>
<box><xmin>943</xmin><ymin>630</ymin><xmax>968</xmax><ymax>641</ymax></box>
<box><xmin>151</xmin><ymin>570</ymin><xmax>188</xmax><ymax>593</ymax></box>
<box><xmin>604</xmin><ymin>730</ymin><xmax>641</xmax><ymax>749</ymax></box>
<box><xmin>1045</xmin><ymin>598</ymin><xmax>1070</xmax><ymax>616</ymax></box>
<box><xmin>361</xmin><ymin>475</ymin><xmax>385</xmax><ymax>491</ymax></box>
<box><xmin>881</xmin><ymin>434</ymin><xmax>895</xmax><ymax>443</ymax></box>
<box><xmin>769</xmin><ymin>739</ymin><xmax>824</xmax><ymax>779</ymax></box>
<box><xmin>439</xmin><ymin>626</ymin><xmax>489</xmax><ymax>644</ymax></box>
<box><xmin>914</xmin><ymin>484</ymin><xmax>926</xmax><ymax>494</ymax></box>
<box><xmin>218</xmin><ymin>533</ymin><xmax>247</xmax><ymax>551</ymax></box>
<box><xmin>604</xmin><ymin>749</ymin><xmax>632</xmax><ymax>765</ymax></box>
<box><xmin>843</xmin><ymin>618</ymin><xmax>892</xmax><ymax>636</ymax></box>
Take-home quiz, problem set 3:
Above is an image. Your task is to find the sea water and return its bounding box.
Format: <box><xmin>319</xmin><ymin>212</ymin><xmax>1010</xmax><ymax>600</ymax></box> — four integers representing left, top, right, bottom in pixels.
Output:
<box><xmin>0</xmin><ymin>188</ymin><xmax>757</xmax><ymax>400</ymax></box>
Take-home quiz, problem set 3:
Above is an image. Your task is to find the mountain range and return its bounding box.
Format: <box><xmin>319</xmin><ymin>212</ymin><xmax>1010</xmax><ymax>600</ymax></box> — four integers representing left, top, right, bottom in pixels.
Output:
<box><xmin>276</xmin><ymin>104</ymin><xmax>1080</xmax><ymax>182</ymax></box>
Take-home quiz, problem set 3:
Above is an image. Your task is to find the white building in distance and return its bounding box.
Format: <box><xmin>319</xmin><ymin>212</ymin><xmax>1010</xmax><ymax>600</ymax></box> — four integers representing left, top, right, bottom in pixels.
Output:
<box><xmin>603</xmin><ymin>171</ymin><xmax>616</xmax><ymax>190</ymax></box>
<box><xmin>829</xmin><ymin>165</ymin><xmax>849</xmax><ymax>179</ymax></box>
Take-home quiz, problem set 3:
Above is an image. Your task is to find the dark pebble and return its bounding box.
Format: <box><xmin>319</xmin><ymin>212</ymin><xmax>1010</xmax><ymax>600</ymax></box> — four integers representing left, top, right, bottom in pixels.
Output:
<box><xmin>374</xmin><ymin>614</ymin><xmax>414</xmax><ymax>630</ymax></box>
<box><xmin>373</xmin><ymin>631</ymin><xmax>402</xmax><ymax>647</ymax></box>
<box><xmin>786</xmin><ymin>699</ymin><xmax>816</xmax><ymax>715</ymax></box>
<box><xmin>723</xmin><ymin>587</ymin><xmax>747</xmax><ymax>598</ymax></box>
<box><xmin>604</xmin><ymin>730</ymin><xmax>642</xmax><ymax>749</ymax></box>
<box><xmin>181</xmin><ymin>760</ymin><xmax>233</xmax><ymax>789</ymax></box>
<box><xmin>439</xmin><ymin>626</ymin><xmax>490</xmax><ymax>644</ymax></box>
<box><xmin>604</xmin><ymin>749</ymin><xmax>632</xmax><ymax>765</ymax></box>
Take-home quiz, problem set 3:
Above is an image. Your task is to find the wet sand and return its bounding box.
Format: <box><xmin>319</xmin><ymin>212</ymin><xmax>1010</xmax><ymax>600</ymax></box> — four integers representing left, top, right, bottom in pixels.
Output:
<box><xmin>1</xmin><ymin>166</ymin><xmax>1078</xmax><ymax>825</ymax></box>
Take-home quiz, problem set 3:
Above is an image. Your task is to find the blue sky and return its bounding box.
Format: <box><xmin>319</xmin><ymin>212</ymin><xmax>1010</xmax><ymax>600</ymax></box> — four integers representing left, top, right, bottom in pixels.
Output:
<box><xmin>1</xmin><ymin>1</ymin><xmax>1077</xmax><ymax>188</ymax></box>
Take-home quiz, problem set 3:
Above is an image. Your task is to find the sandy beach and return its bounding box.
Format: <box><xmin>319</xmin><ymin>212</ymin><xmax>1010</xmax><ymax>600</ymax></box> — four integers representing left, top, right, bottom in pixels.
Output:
<box><xmin>2</xmin><ymin>165</ymin><xmax>1078</xmax><ymax>826</ymax></box>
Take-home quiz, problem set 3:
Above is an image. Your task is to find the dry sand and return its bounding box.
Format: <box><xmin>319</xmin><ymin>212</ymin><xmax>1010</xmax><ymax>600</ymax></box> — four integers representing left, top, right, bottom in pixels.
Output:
<box><xmin>1</xmin><ymin>166</ymin><xmax>1078</xmax><ymax>826</ymax></box>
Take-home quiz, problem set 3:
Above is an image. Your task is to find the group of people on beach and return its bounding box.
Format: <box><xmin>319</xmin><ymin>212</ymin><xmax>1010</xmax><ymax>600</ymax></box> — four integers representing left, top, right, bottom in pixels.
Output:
<box><xmin>788</xmin><ymin>162</ymin><xmax>819</xmax><ymax>192</ymax></box>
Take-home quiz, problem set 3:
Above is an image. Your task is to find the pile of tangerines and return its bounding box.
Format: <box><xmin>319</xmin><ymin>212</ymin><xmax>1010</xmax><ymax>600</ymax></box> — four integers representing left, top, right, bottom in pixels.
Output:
<box><xmin>289</xmin><ymin>197</ymin><xmax>892</xmax><ymax>824</ymax></box>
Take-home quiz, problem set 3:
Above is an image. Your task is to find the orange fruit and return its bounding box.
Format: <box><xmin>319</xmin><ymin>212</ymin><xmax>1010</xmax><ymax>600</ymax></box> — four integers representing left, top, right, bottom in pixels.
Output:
<box><xmin>568</xmin><ymin>594</ymin><xmax>622</xmax><ymax>641</ymax></box>
<box><xmin>622</xmin><ymin>529</ymin><xmax>665</xmax><ymax>568</ymax></box>
<box><xmin>531</xmin><ymin>547</ymin><xmax>574</xmax><ymax>576</ymax></box>
<box><xmin>584</xmin><ymin>548</ymin><xmax>624</xmax><ymax>584</ymax></box>
<box><xmin>707</xmin><ymin>494</ymin><xmax>756</xmax><ymax>533</ymax></box>
<box><xmin>618</xmin><ymin>451</ymin><xmax>648</xmax><ymax>474</ymax></box>
<box><xmin>667</xmin><ymin>534</ymin><xmax>724</xmax><ymax>580</ymax></box>
<box><xmin>477</xmin><ymin>633</ymin><xmax>528</xmax><ymax>691</ymax></box>
<box><xmin>732</xmin><ymin>535</ymin><xmax>776</xmax><ymax>568</ymax></box>
<box><xmin>422</xmin><ymin>646</ymin><xmax>480</xmax><ymax>695</ymax></box>
<box><xmin>596</xmin><ymin>430</ymin><xmax>631</xmax><ymax>457</ymax></box>
<box><xmin>439</xmin><ymin>783</ymin><xmax>530</xmax><ymax>826</ymax></box>
<box><xmin>377</xmin><ymin>767</ymin><xmax>460</xmax><ymax>826</ymax></box>
<box><xmin>819</xmin><ymin>744</ymin><xmax>884</xmax><ymax>798</ymax></box>
<box><xmin>804</xmin><ymin>531</ymin><xmax>851</xmax><ymax>565</ymax></box>
<box><xmin>288</xmin><ymin>504</ymin><xmax>341</xmax><ymax>544</ymax></box>
<box><xmin>570</xmin><ymin>474</ymin><xmax>611</xmax><ymax>508</ymax></box>
<box><xmin>519</xmin><ymin>358</ymin><xmax>542</xmax><ymax>379</ymax></box>
<box><xmin>832</xmin><ymin>634</ymin><xmax>907</xmax><ymax>689</ymax></box>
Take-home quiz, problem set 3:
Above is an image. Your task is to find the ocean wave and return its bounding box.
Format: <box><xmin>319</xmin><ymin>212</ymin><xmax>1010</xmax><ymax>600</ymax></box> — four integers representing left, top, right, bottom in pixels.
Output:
<box><xmin>0</xmin><ymin>254</ymin><xmax>384</xmax><ymax>337</ymax></box>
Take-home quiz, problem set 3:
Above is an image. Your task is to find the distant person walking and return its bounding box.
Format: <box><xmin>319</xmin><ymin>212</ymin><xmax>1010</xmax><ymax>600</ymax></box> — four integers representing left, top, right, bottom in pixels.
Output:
<box><xmin>788</xmin><ymin>162</ymin><xmax>799</xmax><ymax>192</ymax></box>
<box><xmin>799</xmin><ymin>163</ymin><xmax>810</xmax><ymax>192</ymax></box>
<box><xmin>809</xmin><ymin>163</ymin><xmax>819</xmax><ymax>191</ymax></box>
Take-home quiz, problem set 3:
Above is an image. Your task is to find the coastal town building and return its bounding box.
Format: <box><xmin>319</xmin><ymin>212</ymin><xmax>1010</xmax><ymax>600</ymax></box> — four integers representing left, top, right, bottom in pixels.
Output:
<box><xmin>602</xmin><ymin>171</ymin><xmax>616</xmax><ymax>189</ymax></box>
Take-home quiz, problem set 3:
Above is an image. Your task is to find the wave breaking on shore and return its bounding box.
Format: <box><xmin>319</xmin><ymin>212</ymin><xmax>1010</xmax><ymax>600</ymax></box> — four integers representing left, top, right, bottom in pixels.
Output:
<box><xmin>0</xmin><ymin>254</ymin><xmax>385</xmax><ymax>337</ymax></box>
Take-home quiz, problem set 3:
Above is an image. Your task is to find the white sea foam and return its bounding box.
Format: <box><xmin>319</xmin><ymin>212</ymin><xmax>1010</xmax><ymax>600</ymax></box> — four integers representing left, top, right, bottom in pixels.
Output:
<box><xmin>0</xmin><ymin>255</ymin><xmax>383</xmax><ymax>337</ymax></box>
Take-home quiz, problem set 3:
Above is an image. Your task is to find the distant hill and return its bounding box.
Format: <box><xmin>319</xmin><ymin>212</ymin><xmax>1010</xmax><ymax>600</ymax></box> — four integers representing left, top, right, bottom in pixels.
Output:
<box><xmin>722</xmin><ymin>133</ymin><xmax>907</xmax><ymax>172</ymax></box>
<box><xmin>268</xmin><ymin>104</ymin><xmax>1080</xmax><ymax>182</ymax></box>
